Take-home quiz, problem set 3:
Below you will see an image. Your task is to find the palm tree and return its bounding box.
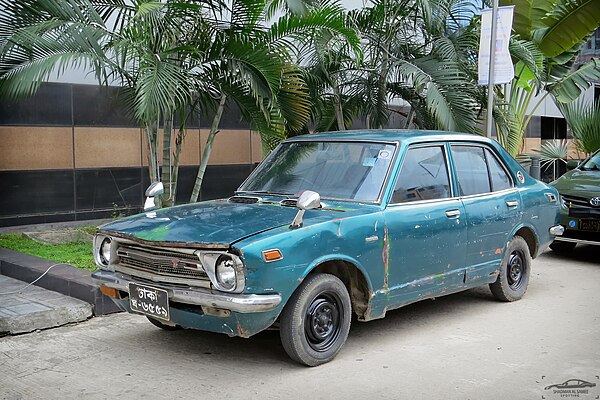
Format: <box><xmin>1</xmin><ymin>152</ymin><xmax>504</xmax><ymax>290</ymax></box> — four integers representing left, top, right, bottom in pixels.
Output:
<box><xmin>302</xmin><ymin>0</ymin><xmax>482</xmax><ymax>133</ymax></box>
<box><xmin>0</xmin><ymin>0</ymin><xmax>358</xmax><ymax>206</ymax></box>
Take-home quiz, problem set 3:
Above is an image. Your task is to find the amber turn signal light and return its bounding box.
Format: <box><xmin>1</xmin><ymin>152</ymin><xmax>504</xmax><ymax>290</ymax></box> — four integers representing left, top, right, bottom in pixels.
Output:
<box><xmin>100</xmin><ymin>286</ymin><xmax>120</xmax><ymax>299</ymax></box>
<box><xmin>262</xmin><ymin>249</ymin><xmax>283</xmax><ymax>262</ymax></box>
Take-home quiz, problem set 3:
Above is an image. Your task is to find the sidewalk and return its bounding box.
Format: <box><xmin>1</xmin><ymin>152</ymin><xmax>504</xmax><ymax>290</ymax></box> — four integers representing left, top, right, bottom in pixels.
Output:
<box><xmin>0</xmin><ymin>274</ymin><xmax>92</xmax><ymax>335</ymax></box>
<box><xmin>0</xmin><ymin>218</ymin><xmax>120</xmax><ymax>336</ymax></box>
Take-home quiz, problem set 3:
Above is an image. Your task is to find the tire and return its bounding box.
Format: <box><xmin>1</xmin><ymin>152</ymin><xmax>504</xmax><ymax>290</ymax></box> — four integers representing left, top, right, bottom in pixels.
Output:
<box><xmin>549</xmin><ymin>240</ymin><xmax>577</xmax><ymax>253</ymax></box>
<box><xmin>489</xmin><ymin>236</ymin><xmax>531</xmax><ymax>302</ymax></box>
<box><xmin>279</xmin><ymin>273</ymin><xmax>352</xmax><ymax>367</ymax></box>
<box><xmin>146</xmin><ymin>316</ymin><xmax>181</xmax><ymax>331</ymax></box>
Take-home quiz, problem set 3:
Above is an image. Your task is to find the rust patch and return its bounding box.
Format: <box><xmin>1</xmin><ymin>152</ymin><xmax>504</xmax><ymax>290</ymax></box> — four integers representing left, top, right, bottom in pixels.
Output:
<box><xmin>382</xmin><ymin>226</ymin><xmax>389</xmax><ymax>291</ymax></box>
<box><xmin>236</xmin><ymin>321</ymin><xmax>251</xmax><ymax>338</ymax></box>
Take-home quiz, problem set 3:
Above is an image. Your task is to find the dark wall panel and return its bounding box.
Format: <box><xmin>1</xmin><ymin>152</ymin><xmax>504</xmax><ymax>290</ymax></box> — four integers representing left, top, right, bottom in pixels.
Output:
<box><xmin>75</xmin><ymin>168</ymin><xmax>144</xmax><ymax>210</ymax></box>
<box><xmin>203</xmin><ymin>102</ymin><xmax>250</xmax><ymax>130</ymax></box>
<box><xmin>72</xmin><ymin>85</ymin><xmax>136</xmax><ymax>127</ymax></box>
<box><xmin>0</xmin><ymin>164</ymin><xmax>255</xmax><ymax>226</ymax></box>
<box><xmin>0</xmin><ymin>83</ymin><xmax>72</xmax><ymax>126</ymax></box>
<box><xmin>0</xmin><ymin>170</ymin><xmax>74</xmax><ymax>217</ymax></box>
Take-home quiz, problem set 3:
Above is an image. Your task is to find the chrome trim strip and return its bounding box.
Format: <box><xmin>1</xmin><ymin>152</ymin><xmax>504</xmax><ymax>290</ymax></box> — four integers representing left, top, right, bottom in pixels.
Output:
<box><xmin>92</xmin><ymin>270</ymin><xmax>282</xmax><ymax>313</ymax></box>
<box><xmin>554</xmin><ymin>237</ymin><xmax>599</xmax><ymax>246</ymax></box>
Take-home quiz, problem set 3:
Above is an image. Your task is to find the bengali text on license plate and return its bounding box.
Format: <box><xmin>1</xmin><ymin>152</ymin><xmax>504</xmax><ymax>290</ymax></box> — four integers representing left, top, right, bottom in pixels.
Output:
<box><xmin>129</xmin><ymin>283</ymin><xmax>170</xmax><ymax>321</ymax></box>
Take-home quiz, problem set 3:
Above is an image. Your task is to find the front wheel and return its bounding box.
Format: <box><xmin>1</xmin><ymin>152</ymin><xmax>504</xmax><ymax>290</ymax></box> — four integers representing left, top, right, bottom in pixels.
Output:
<box><xmin>279</xmin><ymin>273</ymin><xmax>352</xmax><ymax>366</ymax></box>
<box><xmin>489</xmin><ymin>236</ymin><xmax>531</xmax><ymax>302</ymax></box>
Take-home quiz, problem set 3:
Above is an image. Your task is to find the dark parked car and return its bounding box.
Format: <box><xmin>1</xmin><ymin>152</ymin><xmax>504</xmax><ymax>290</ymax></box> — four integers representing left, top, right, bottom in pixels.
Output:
<box><xmin>92</xmin><ymin>130</ymin><xmax>562</xmax><ymax>366</ymax></box>
<box><xmin>549</xmin><ymin>149</ymin><xmax>600</xmax><ymax>252</ymax></box>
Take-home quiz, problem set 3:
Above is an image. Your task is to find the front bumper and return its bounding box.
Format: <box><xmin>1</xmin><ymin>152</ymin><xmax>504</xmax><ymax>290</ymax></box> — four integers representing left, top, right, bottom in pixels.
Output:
<box><xmin>92</xmin><ymin>270</ymin><xmax>282</xmax><ymax>313</ymax></box>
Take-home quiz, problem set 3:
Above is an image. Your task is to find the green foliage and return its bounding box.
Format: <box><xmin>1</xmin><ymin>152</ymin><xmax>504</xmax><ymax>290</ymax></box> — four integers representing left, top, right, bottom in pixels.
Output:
<box><xmin>0</xmin><ymin>233</ymin><xmax>96</xmax><ymax>271</ymax></box>
<box><xmin>534</xmin><ymin>0</ymin><xmax>600</xmax><ymax>58</ymax></box>
<box><xmin>495</xmin><ymin>0</ymin><xmax>600</xmax><ymax>156</ymax></box>
<box><xmin>533</xmin><ymin>139</ymin><xmax>569</xmax><ymax>168</ymax></box>
<box><xmin>557</xmin><ymin>97</ymin><xmax>600</xmax><ymax>154</ymax></box>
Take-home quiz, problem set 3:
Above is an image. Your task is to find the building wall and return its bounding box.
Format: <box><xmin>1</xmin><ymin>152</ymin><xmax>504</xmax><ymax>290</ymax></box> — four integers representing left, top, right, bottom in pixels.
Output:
<box><xmin>0</xmin><ymin>82</ymin><xmax>263</xmax><ymax>227</ymax></box>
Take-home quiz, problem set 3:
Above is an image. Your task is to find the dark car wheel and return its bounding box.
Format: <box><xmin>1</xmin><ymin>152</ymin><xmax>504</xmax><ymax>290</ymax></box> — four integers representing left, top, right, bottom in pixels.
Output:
<box><xmin>146</xmin><ymin>316</ymin><xmax>181</xmax><ymax>331</ymax></box>
<box><xmin>549</xmin><ymin>240</ymin><xmax>577</xmax><ymax>253</ymax></box>
<box><xmin>490</xmin><ymin>236</ymin><xmax>531</xmax><ymax>302</ymax></box>
<box><xmin>279</xmin><ymin>273</ymin><xmax>351</xmax><ymax>367</ymax></box>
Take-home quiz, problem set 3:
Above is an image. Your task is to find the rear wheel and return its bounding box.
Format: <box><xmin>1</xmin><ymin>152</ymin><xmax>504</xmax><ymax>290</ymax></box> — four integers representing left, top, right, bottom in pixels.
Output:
<box><xmin>279</xmin><ymin>273</ymin><xmax>351</xmax><ymax>366</ymax></box>
<box><xmin>549</xmin><ymin>240</ymin><xmax>577</xmax><ymax>253</ymax></box>
<box><xmin>490</xmin><ymin>236</ymin><xmax>531</xmax><ymax>302</ymax></box>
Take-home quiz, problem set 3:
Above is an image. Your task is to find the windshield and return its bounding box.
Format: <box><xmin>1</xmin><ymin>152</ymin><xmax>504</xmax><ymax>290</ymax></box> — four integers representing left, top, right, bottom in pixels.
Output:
<box><xmin>580</xmin><ymin>150</ymin><xmax>600</xmax><ymax>171</ymax></box>
<box><xmin>240</xmin><ymin>141</ymin><xmax>396</xmax><ymax>202</ymax></box>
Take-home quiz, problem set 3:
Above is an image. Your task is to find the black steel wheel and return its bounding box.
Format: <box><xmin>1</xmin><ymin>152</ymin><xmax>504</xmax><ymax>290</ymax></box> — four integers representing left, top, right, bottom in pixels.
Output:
<box><xmin>490</xmin><ymin>236</ymin><xmax>531</xmax><ymax>302</ymax></box>
<box><xmin>549</xmin><ymin>240</ymin><xmax>577</xmax><ymax>253</ymax></box>
<box><xmin>280</xmin><ymin>273</ymin><xmax>351</xmax><ymax>366</ymax></box>
<box><xmin>146</xmin><ymin>316</ymin><xmax>181</xmax><ymax>331</ymax></box>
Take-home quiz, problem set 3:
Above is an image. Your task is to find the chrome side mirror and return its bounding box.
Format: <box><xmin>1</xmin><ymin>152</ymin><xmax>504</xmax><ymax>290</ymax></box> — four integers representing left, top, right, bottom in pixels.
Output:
<box><xmin>144</xmin><ymin>182</ymin><xmax>164</xmax><ymax>211</ymax></box>
<box><xmin>290</xmin><ymin>190</ymin><xmax>321</xmax><ymax>229</ymax></box>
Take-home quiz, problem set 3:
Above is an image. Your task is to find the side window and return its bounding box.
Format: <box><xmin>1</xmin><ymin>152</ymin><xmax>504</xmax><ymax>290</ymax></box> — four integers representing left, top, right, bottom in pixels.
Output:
<box><xmin>391</xmin><ymin>146</ymin><xmax>450</xmax><ymax>203</ymax></box>
<box><xmin>451</xmin><ymin>146</ymin><xmax>490</xmax><ymax>196</ymax></box>
<box><xmin>485</xmin><ymin>149</ymin><xmax>512</xmax><ymax>191</ymax></box>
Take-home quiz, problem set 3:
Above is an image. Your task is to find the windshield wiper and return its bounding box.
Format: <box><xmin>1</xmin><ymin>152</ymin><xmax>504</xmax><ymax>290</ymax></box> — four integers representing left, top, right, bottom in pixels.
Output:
<box><xmin>236</xmin><ymin>190</ymin><xmax>291</xmax><ymax>197</ymax></box>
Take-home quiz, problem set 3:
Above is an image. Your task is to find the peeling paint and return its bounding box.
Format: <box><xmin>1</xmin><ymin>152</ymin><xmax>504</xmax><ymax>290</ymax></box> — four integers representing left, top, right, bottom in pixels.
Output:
<box><xmin>382</xmin><ymin>226</ymin><xmax>389</xmax><ymax>291</ymax></box>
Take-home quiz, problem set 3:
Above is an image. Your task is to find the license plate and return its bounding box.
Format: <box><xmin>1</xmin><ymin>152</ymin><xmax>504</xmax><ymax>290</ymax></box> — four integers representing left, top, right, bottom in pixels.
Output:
<box><xmin>580</xmin><ymin>219</ymin><xmax>600</xmax><ymax>232</ymax></box>
<box><xmin>129</xmin><ymin>283</ymin><xmax>170</xmax><ymax>321</ymax></box>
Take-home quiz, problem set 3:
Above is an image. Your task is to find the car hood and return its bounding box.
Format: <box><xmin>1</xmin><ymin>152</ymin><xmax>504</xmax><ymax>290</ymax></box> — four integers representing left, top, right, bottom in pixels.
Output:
<box><xmin>98</xmin><ymin>199</ymin><xmax>363</xmax><ymax>247</ymax></box>
<box><xmin>551</xmin><ymin>169</ymin><xmax>600</xmax><ymax>198</ymax></box>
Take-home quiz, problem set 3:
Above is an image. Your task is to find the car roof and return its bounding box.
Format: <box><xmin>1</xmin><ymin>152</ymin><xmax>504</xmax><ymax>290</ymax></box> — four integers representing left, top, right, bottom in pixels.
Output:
<box><xmin>285</xmin><ymin>129</ymin><xmax>493</xmax><ymax>146</ymax></box>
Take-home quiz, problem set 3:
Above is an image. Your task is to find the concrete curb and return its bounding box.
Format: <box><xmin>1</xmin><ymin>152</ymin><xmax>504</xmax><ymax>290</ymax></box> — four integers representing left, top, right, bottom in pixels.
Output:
<box><xmin>0</xmin><ymin>248</ymin><xmax>121</xmax><ymax>316</ymax></box>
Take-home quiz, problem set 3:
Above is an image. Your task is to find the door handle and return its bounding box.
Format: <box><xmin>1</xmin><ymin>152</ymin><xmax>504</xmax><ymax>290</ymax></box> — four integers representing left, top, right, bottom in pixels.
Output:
<box><xmin>506</xmin><ymin>200</ymin><xmax>519</xmax><ymax>208</ymax></box>
<box><xmin>445</xmin><ymin>209</ymin><xmax>461</xmax><ymax>218</ymax></box>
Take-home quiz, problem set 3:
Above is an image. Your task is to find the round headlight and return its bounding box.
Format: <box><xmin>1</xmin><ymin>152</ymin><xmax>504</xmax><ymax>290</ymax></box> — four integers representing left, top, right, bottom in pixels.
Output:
<box><xmin>216</xmin><ymin>255</ymin><xmax>237</xmax><ymax>290</ymax></box>
<box><xmin>100</xmin><ymin>238</ymin><xmax>112</xmax><ymax>264</ymax></box>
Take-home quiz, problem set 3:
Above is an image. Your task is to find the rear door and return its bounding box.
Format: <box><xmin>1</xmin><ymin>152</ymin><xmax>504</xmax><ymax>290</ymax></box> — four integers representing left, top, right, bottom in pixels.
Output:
<box><xmin>449</xmin><ymin>144</ymin><xmax>520</xmax><ymax>285</ymax></box>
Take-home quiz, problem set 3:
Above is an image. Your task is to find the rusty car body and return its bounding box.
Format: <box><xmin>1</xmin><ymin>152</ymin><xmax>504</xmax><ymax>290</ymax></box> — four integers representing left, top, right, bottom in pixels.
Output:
<box><xmin>92</xmin><ymin>130</ymin><xmax>562</xmax><ymax>366</ymax></box>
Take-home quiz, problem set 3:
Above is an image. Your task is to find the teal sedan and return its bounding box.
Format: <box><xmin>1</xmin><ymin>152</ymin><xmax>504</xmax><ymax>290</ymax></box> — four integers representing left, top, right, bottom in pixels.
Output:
<box><xmin>92</xmin><ymin>130</ymin><xmax>562</xmax><ymax>366</ymax></box>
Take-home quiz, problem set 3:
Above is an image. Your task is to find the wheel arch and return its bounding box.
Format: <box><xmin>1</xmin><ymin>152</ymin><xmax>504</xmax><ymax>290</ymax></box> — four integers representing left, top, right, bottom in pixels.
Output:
<box><xmin>511</xmin><ymin>224</ymin><xmax>539</xmax><ymax>259</ymax></box>
<box><xmin>302</xmin><ymin>256</ymin><xmax>373</xmax><ymax>320</ymax></box>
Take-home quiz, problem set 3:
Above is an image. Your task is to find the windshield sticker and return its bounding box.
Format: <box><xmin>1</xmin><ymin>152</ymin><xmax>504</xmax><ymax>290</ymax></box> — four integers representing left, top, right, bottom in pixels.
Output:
<box><xmin>363</xmin><ymin>157</ymin><xmax>376</xmax><ymax>167</ymax></box>
<box><xmin>378</xmin><ymin>150</ymin><xmax>391</xmax><ymax>159</ymax></box>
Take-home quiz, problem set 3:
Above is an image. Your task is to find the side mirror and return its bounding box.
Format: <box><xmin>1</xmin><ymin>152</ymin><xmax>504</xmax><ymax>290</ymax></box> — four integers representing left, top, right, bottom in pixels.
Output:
<box><xmin>566</xmin><ymin>160</ymin><xmax>579</xmax><ymax>171</ymax></box>
<box><xmin>144</xmin><ymin>182</ymin><xmax>164</xmax><ymax>211</ymax></box>
<box><xmin>290</xmin><ymin>190</ymin><xmax>321</xmax><ymax>229</ymax></box>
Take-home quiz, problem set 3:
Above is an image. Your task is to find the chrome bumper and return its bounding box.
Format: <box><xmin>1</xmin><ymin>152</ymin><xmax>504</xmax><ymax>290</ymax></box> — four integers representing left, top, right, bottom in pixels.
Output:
<box><xmin>92</xmin><ymin>270</ymin><xmax>282</xmax><ymax>313</ymax></box>
<box><xmin>549</xmin><ymin>225</ymin><xmax>564</xmax><ymax>236</ymax></box>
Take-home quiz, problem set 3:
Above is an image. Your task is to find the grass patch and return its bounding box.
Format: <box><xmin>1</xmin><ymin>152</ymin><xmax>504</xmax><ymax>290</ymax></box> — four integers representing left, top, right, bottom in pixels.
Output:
<box><xmin>0</xmin><ymin>233</ymin><xmax>97</xmax><ymax>271</ymax></box>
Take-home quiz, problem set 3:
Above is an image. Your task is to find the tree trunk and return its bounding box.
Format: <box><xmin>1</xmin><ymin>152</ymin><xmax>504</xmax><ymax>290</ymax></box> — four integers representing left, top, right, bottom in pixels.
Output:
<box><xmin>145</xmin><ymin>121</ymin><xmax>159</xmax><ymax>183</ymax></box>
<box><xmin>160</xmin><ymin>116</ymin><xmax>174</xmax><ymax>207</ymax></box>
<box><xmin>332</xmin><ymin>77</ymin><xmax>345</xmax><ymax>131</ymax></box>
<box><xmin>170</xmin><ymin>121</ymin><xmax>186</xmax><ymax>204</ymax></box>
<box><xmin>189</xmin><ymin>94</ymin><xmax>227</xmax><ymax>203</ymax></box>
<box><xmin>404</xmin><ymin>107</ymin><xmax>414</xmax><ymax>129</ymax></box>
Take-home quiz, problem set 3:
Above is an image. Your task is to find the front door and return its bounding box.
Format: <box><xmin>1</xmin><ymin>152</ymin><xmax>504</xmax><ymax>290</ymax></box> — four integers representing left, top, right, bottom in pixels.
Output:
<box><xmin>383</xmin><ymin>144</ymin><xmax>467</xmax><ymax>306</ymax></box>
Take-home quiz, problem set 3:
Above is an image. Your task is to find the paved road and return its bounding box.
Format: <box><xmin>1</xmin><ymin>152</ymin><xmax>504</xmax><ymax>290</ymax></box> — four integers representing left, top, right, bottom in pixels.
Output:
<box><xmin>1</xmin><ymin>247</ymin><xmax>599</xmax><ymax>400</ymax></box>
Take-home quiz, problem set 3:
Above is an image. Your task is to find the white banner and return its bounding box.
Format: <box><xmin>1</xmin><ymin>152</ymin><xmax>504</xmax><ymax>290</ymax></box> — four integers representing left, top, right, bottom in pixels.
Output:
<box><xmin>478</xmin><ymin>6</ymin><xmax>514</xmax><ymax>85</ymax></box>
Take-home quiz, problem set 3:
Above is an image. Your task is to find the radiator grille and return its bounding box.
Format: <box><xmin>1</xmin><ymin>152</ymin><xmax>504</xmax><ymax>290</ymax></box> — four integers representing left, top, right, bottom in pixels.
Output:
<box><xmin>116</xmin><ymin>244</ymin><xmax>208</xmax><ymax>280</ymax></box>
